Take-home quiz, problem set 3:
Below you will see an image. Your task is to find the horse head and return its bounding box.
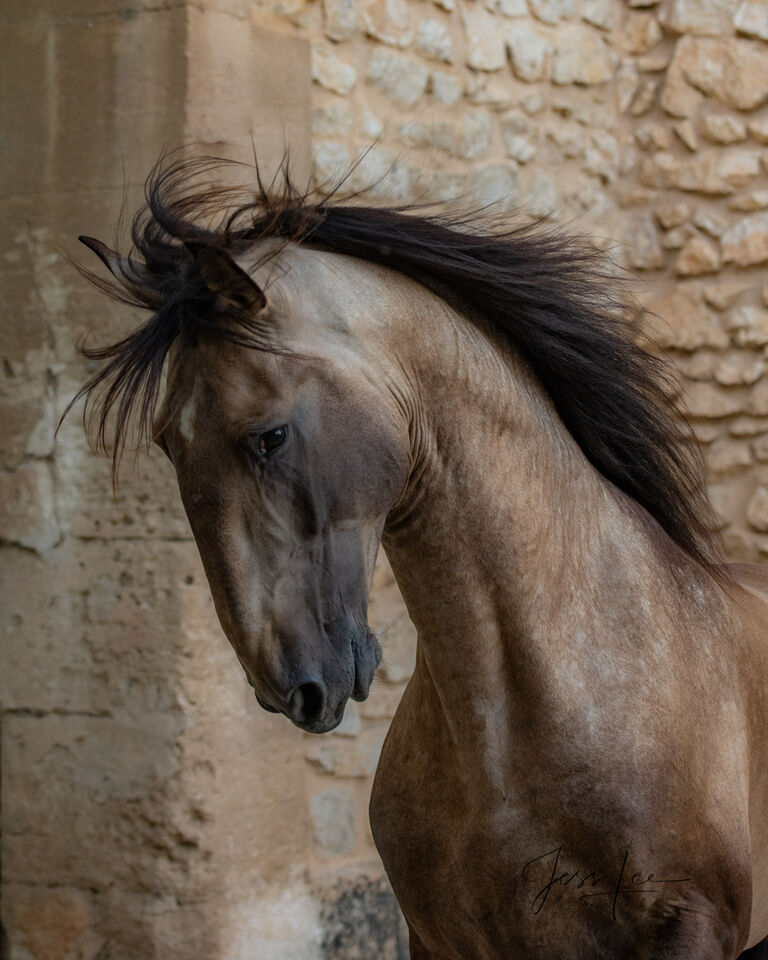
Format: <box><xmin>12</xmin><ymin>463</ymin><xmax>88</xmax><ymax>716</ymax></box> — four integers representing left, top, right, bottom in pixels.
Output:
<box><xmin>77</xmin><ymin>225</ymin><xmax>413</xmax><ymax>733</ymax></box>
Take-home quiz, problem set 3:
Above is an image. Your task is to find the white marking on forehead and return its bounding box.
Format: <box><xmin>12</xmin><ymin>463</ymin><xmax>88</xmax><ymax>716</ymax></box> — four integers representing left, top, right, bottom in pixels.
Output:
<box><xmin>179</xmin><ymin>387</ymin><xmax>199</xmax><ymax>444</ymax></box>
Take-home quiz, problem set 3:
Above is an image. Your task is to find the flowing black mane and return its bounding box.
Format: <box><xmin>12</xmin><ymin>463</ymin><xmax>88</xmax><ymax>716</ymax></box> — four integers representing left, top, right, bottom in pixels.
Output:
<box><xmin>70</xmin><ymin>156</ymin><xmax>720</xmax><ymax>572</ymax></box>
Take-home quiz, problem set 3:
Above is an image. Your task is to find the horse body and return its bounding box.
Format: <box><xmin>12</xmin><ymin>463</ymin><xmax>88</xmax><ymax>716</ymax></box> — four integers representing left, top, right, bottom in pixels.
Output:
<box><xmin>356</xmin><ymin>269</ymin><xmax>765</xmax><ymax>958</ymax></box>
<box><xmin>70</xmin><ymin>163</ymin><xmax>768</xmax><ymax>958</ymax></box>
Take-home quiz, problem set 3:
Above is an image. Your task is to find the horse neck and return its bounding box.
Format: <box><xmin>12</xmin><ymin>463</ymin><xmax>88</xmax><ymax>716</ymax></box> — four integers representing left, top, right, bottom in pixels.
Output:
<box><xmin>381</xmin><ymin>299</ymin><xmax>684</xmax><ymax>745</ymax></box>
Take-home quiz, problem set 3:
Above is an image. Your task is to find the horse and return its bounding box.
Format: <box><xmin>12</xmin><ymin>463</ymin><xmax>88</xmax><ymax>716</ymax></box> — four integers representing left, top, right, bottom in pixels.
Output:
<box><xmin>68</xmin><ymin>157</ymin><xmax>768</xmax><ymax>959</ymax></box>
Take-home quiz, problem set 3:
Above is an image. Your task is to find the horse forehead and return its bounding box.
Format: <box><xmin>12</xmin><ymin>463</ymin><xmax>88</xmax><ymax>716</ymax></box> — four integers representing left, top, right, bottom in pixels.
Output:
<box><xmin>246</xmin><ymin>243</ymin><xmax>399</xmax><ymax>339</ymax></box>
<box><xmin>167</xmin><ymin>344</ymin><xmax>279</xmax><ymax>431</ymax></box>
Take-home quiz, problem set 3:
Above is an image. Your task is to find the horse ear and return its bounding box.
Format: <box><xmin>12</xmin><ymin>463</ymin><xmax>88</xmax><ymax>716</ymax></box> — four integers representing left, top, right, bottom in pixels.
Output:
<box><xmin>79</xmin><ymin>236</ymin><xmax>135</xmax><ymax>284</ymax></box>
<box><xmin>79</xmin><ymin>235</ymin><xmax>163</xmax><ymax>307</ymax></box>
<box><xmin>184</xmin><ymin>241</ymin><xmax>266</xmax><ymax>314</ymax></box>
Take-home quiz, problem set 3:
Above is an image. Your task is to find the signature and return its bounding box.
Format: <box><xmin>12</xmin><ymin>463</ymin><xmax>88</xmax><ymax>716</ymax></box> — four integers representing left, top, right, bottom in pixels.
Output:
<box><xmin>521</xmin><ymin>845</ymin><xmax>690</xmax><ymax>920</ymax></box>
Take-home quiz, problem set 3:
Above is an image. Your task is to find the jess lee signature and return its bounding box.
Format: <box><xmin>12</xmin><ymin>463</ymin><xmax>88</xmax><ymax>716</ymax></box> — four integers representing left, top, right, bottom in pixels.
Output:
<box><xmin>521</xmin><ymin>845</ymin><xmax>690</xmax><ymax>920</ymax></box>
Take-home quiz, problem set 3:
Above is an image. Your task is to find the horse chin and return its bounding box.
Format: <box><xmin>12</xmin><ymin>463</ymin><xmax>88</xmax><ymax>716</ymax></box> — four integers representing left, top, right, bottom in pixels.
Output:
<box><xmin>296</xmin><ymin>708</ymin><xmax>346</xmax><ymax>735</ymax></box>
<box><xmin>350</xmin><ymin>631</ymin><xmax>383</xmax><ymax>702</ymax></box>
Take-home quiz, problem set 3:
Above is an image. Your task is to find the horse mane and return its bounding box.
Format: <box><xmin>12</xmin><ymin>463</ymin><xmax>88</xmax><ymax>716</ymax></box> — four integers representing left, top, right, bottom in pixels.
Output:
<box><xmin>68</xmin><ymin>155</ymin><xmax>721</xmax><ymax>572</ymax></box>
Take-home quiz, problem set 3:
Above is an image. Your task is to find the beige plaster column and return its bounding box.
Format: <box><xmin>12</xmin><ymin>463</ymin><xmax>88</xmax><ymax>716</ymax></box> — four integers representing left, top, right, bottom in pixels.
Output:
<box><xmin>0</xmin><ymin>4</ymin><xmax>323</xmax><ymax>957</ymax></box>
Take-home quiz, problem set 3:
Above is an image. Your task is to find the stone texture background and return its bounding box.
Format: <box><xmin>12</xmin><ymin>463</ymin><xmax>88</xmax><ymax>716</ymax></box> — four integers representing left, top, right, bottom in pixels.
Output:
<box><xmin>1</xmin><ymin>0</ymin><xmax>767</xmax><ymax>957</ymax></box>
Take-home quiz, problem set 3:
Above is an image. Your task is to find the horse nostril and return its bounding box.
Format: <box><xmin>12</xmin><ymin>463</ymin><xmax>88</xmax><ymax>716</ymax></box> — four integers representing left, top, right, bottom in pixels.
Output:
<box><xmin>288</xmin><ymin>681</ymin><xmax>326</xmax><ymax>724</ymax></box>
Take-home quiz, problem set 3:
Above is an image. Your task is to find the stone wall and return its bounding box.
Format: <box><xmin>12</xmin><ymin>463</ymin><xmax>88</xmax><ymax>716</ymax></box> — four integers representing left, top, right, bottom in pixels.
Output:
<box><xmin>1</xmin><ymin>0</ymin><xmax>767</xmax><ymax>958</ymax></box>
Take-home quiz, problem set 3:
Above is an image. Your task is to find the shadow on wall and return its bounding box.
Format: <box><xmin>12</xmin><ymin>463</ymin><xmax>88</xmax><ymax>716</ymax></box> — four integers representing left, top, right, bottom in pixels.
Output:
<box><xmin>315</xmin><ymin>871</ymin><xmax>410</xmax><ymax>960</ymax></box>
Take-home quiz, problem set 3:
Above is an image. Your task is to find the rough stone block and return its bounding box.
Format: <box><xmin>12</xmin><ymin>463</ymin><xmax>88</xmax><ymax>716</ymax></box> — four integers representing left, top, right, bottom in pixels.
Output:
<box><xmin>617</xmin><ymin>61</ymin><xmax>640</xmax><ymax>113</ymax></box>
<box><xmin>661</xmin><ymin>63</ymin><xmax>705</xmax><ymax>116</ymax></box>
<box><xmin>655</xmin><ymin>201</ymin><xmax>692</xmax><ymax>228</ymax></box>
<box><xmin>360</xmin><ymin>681</ymin><xmax>407</xmax><ymax>719</ymax></box>
<box><xmin>459</xmin><ymin>108</ymin><xmax>493</xmax><ymax>159</ymax></box>
<box><xmin>703</xmin><ymin>280</ymin><xmax>749</xmax><ymax>309</ymax></box>
<box><xmin>486</xmin><ymin>0</ymin><xmax>528</xmax><ymax>17</ymax></box>
<box><xmin>0</xmin><ymin>377</ymin><xmax>50</xmax><ymax>469</ymax></box>
<box><xmin>730</xmin><ymin>415</ymin><xmax>768</xmax><ymax>436</ymax></box>
<box><xmin>729</xmin><ymin>191</ymin><xmax>768</xmax><ymax>212</ymax></box>
<box><xmin>638</xmin><ymin>50</ymin><xmax>672</xmax><ymax>71</ymax></box>
<box><xmin>748</xmin><ymin>377</ymin><xmax>768</xmax><ymax>415</ymax></box>
<box><xmin>428</xmin><ymin>170</ymin><xmax>468</xmax><ymax>201</ymax></box>
<box><xmin>675</xmin><ymin>118</ymin><xmax>699</xmax><ymax>151</ymax></box>
<box><xmin>707</xmin><ymin>437</ymin><xmax>754</xmax><ymax>471</ymax></box>
<box><xmin>683</xmin><ymin>381</ymin><xmax>746</xmax><ymax>417</ymax></box>
<box><xmin>311</xmin><ymin>789</ymin><xmax>357</xmax><ymax>855</ymax></box>
<box><xmin>506</xmin><ymin>23</ymin><xmax>552</xmax><ymax>82</ymax></box>
<box><xmin>660</xmin><ymin>0</ymin><xmax>739</xmax><ymax>35</ymax></box>
<box><xmin>312</xmin><ymin>42</ymin><xmax>358</xmax><ymax>94</ymax></box>
<box><xmin>734</xmin><ymin>0</ymin><xmax>768</xmax><ymax>40</ymax></box>
<box><xmin>714</xmin><ymin>353</ymin><xmax>765</xmax><ymax>385</ymax></box>
<box><xmin>362</xmin><ymin>0</ymin><xmax>413</xmax><ymax>47</ymax></box>
<box><xmin>367</xmin><ymin>48</ymin><xmax>429</xmax><ymax>103</ymax></box>
<box><xmin>549</xmin><ymin>121</ymin><xmax>587</xmax><ymax>157</ymax></box>
<box><xmin>552</xmin><ymin>25</ymin><xmax>616</xmax><ymax>85</ymax></box>
<box><xmin>526</xmin><ymin>171</ymin><xmax>561</xmax><ymax>217</ymax></box>
<box><xmin>667</xmin><ymin>35</ymin><xmax>768</xmax><ymax>111</ymax></box>
<box><xmin>664</xmin><ymin>224</ymin><xmax>699</xmax><ymax>250</ymax></box>
<box><xmin>488</xmin><ymin>0</ymin><xmax>528</xmax><ymax>15</ymax></box>
<box><xmin>676</xmin><ymin>350</ymin><xmax>719</xmax><ymax>380</ymax></box>
<box><xmin>631</xmin><ymin>77</ymin><xmax>658</xmax><ymax>115</ymax></box>
<box><xmin>416</xmin><ymin>18</ymin><xmax>454</xmax><ymax>62</ymax></box>
<box><xmin>640</xmin><ymin>148</ymin><xmax>762</xmax><ymax>193</ymax></box>
<box><xmin>675</xmin><ymin>235</ymin><xmax>722</xmax><ymax>275</ymax></box>
<box><xmin>753</xmin><ymin>434</ymin><xmax>768</xmax><ymax>461</ymax></box>
<box><xmin>305</xmin><ymin>726</ymin><xmax>388</xmax><ymax>777</ymax></box>
<box><xmin>362</xmin><ymin>106</ymin><xmax>384</xmax><ymax>137</ymax></box>
<box><xmin>465</xmin><ymin>74</ymin><xmax>516</xmax><ymax>109</ymax></box>
<box><xmin>312</xmin><ymin>101</ymin><xmax>354</xmax><ymax>137</ymax></box>
<box><xmin>324</xmin><ymin>0</ymin><xmax>359</xmax><ymax>41</ymax></box>
<box><xmin>701</xmin><ymin>113</ymin><xmax>747</xmax><ymax>143</ymax></box>
<box><xmin>377</xmin><ymin>608</ymin><xmax>418</xmax><ymax>683</ymax></box>
<box><xmin>529</xmin><ymin>0</ymin><xmax>574</xmax><ymax>23</ymax></box>
<box><xmin>461</xmin><ymin>3</ymin><xmax>507</xmax><ymax>70</ymax></box>
<box><xmin>663</xmin><ymin>227</ymin><xmax>703</xmax><ymax>253</ymax></box>
<box><xmin>0</xmin><ymin>460</ymin><xmax>60</xmax><ymax>553</ymax></box>
<box><xmin>431</xmin><ymin>69</ymin><xmax>463</xmax><ymax>105</ymax></box>
<box><xmin>627</xmin><ymin>212</ymin><xmax>664</xmax><ymax>269</ymax></box>
<box><xmin>721</xmin><ymin>212</ymin><xmax>768</xmax><ymax>265</ymax></box>
<box><xmin>747</xmin><ymin>486</ymin><xmax>768</xmax><ymax>531</ymax></box>
<box><xmin>398</xmin><ymin>118</ymin><xmax>457</xmax><ymax>152</ymax></box>
<box><xmin>694</xmin><ymin>205</ymin><xmax>729</xmax><ymax>235</ymax></box>
<box><xmin>647</xmin><ymin>286</ymin><xmax>730</xmax><ymax>350</ymax></box>
<box><xmin>750</xmin><ymin>118</ymin><xmax>768</xmax><ymax>143</ymax></box>
<box><xmin>623</xmin><ymin>12</ymin><xmax>664</xmax><ymax>53</ymax></box>
<box><xmin>345</xmin><ymin>146</ymin><xmax>420</xmax><ymax>201</ymax></box>
<box><xmin>582</xmin><ymin>0</ymin><xmax>615</xmax><ymax>30</ymax></box>
<box><xmin>584</xmin><ymin>129</ymin><xmax>620</xmax><ymax>181</ymax></box>
<box><xmin>314</xmin><ymin>140</ymin><xmax>353</xmax><ymax>188</ymax></box>
<box><xmin>502</xmin><ymin>111</ymin><xmax>537</xmax><ymax>163</ymax></box>
<box><xmin>726</xmin><ymin>306</ymin><xmax>768</xmax><ymax>346</ymax></box>
<box><xmin>474</xmin><ymin>163</ymin><xmax>521</xmax><ymax>209</ymax></box>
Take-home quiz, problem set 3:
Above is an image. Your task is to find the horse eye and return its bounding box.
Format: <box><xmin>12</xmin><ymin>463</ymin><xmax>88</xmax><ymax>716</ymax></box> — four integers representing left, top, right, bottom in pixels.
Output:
<box><xmin>255</xmin><ymin>426</ymin><xmax>288</xmax><ymax>456</ymax></box>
